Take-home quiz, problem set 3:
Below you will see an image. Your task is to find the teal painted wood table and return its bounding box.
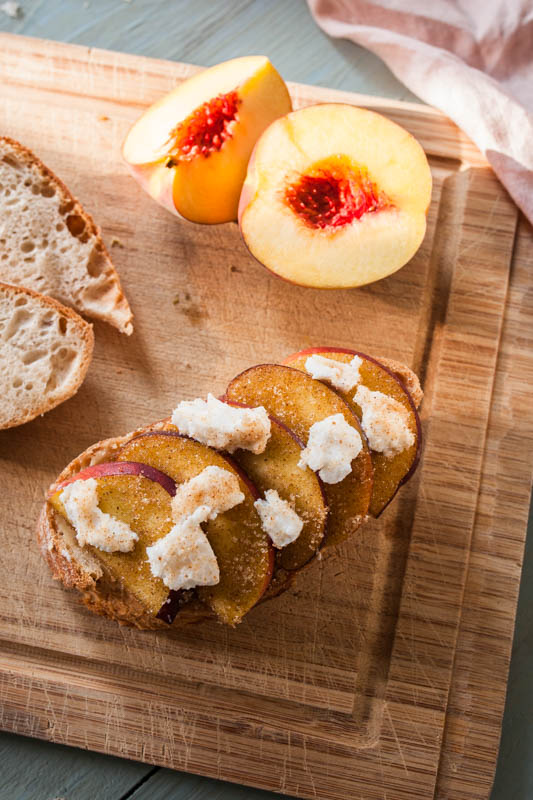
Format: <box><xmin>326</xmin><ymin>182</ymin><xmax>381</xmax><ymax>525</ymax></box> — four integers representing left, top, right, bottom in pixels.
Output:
<box><xmin>1</xmin><ymin>2</ymin><xmax>531</xmax><ymax>798</ymax></box>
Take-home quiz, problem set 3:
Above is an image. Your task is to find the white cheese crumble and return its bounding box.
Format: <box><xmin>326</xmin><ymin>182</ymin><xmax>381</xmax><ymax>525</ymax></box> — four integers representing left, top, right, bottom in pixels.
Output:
<box><xmin>298</xmin><ymin>413</ymin><xmax>362</xmax><ymax>484</ymax></box>
<box><xmin>171</xmin><ymin>393</ymin><xmax>271</xmax><ymax>454</ymax></box>
<box><xmin>354</xmin><ymin>385</ymin><xmax>414</xmax><ymax>457</ymax></box>
<box><xmin>146</xmin><ymin>507</ymin><xmax>219</xmax><ymax>591</ymax></box>
<box><xmin>172</xmin><ymin>465</ymin><xmax>244</xmax><ymax>523</ymax></box>
<box><xmin>60</xmin><ymin>478</ymin><xmax>138</xmax><ymax>553</ymax></box>
<box><xmin>254</xmin><ymin>489</ymin><xmax>303</xmax><ymax>548</ymax></box>
<box><xmin>305</xmin><ymin>354</ymin><xmax>362</xmax><ymax>392</ymax></box>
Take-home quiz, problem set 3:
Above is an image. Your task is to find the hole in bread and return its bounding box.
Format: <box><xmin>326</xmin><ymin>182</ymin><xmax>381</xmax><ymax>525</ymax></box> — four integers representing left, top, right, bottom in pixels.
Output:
<box><xmin>25</xmin><ymin>382</ymin><xmax>33</xmax><ymax>391</ymax></box>
<box><xmin>58</xmin><ymin>317</ymin><xmax>67</xmax><ymax>335</ymax></box>
<box><xmin>21</xmin><ymin>349</ymin><xmax>47</xmax><ymax>365</ymax></box>
<box><xmin>21</xmin><ymin>240</ymin><xmax>35</xmax><ymax>253</ymax></box>
<box><xmin>56</xmin><ymin>223</ymin><xmax>64</xmax><ymax>232</ymax></box>
<box><xmin>66</xmin><ymin>214</ymin><xmax>86</xmax><ymax>238</ymax></box>
<box><xmin>87</xmin><ymin>249</ymin><xmax>106</xmax><ymax>278</ymax></box>
<box><xmin>46</xmin><ymin>348</ymin><xmax>76</xmax><ymax>393</ymax></box>
<box><xmin>12</xmin><ymin>378</ymin><xmax>22</xmax><ymax>388</ymax></box>
<box><xmin>31</xmin><ymin>184</ymin><xmax>41</xmax><ymax>196</ymax></box>
<box><xmin>24</xmin><ymin>178</ymin><xmax>32</xmax><ymax>187</ymax></box>
<box><xmin>41</xmin><ymin>183</ymin><xmax>56</xmax><ymax>198</ymax></box>
<box><xmin>40</xmin><ymin>312</ymin><xmax>54</xmax><ymax>327</ymax></box>
<box><xmin>59</xmin><ymin>200</ymin><xmax>75</xmax><ymax>215</ymax></box>
<box><xmin>4</xmin><ymin>308</ymin><xmax>31</xmax><ymax>340</ymax></box>
<box><xmin>14</xmin><ymin>296</ymin><xmax>28</xmax><ymax>307</ymax></box>
<box><xmin>2</xmin><ymin>155</ymin><xmax>21</xmax><ymax>169</ymax></box>
<box><xmin>40</xmin><ymin>239</ymin><xmax>49</xmax><ymax>249</ymax></box>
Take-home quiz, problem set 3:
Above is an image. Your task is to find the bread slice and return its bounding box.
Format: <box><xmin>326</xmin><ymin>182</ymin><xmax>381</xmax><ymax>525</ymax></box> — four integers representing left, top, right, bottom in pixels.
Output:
<box><xmin>0</xmin><ymin>136</ymin><xmax>133</xmax><ymax>335</ymax></box>
<box><xmin>38</xmin><ymin>359</ymin><xmax>422</xmax><ymax>630</ymax></box>
<box><xmin>0</xmin><ymin>282</ymin><xmax>94</xmax><ymax>429</ymax></box>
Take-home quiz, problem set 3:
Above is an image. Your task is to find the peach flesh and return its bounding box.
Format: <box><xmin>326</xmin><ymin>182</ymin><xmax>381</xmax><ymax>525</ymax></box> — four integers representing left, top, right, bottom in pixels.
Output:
<box><xmin>285</xmin><ymin>157</ymin><xmax>392</xmax><ymax>230</ymax></box>
<box><xmin>166</xmin><ymin>90</ymin><xmax>241</xmax><ymax>162</ymax></box>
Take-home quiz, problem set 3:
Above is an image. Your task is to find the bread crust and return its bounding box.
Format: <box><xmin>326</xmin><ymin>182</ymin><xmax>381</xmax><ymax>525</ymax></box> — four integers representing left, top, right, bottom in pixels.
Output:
<box><xmin>0</xmin><ymin>136</ymin><xmax>133</xmax><ymax>335</ymax></box>
<box><xmin>378</xmin><ymin>358</ymin><xmax>423</xmax><ymax>408</ymax></box>
<box><xmin>38</xmin><ymin>358</ymin><xmax>422</xmax><ymax>630</ymax></box>
<box><xmin>0</xmin><ymin>282</ymin><xmax>94</xmax><ymax>429</ymax></box>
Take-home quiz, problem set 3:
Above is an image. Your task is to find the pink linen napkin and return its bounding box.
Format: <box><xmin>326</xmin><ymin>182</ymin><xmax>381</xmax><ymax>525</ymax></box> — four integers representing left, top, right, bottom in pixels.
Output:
<box><xmin>307</xmin><ymin>0</ymin><xmax>533</xmax><ymax>225</ymax></box>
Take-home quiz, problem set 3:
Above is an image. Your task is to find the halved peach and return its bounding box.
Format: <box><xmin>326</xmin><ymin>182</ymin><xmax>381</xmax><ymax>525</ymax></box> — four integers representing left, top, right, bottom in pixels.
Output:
<box><xmin>49</xmin><ymin>465</ymin><xmax>177</xmax><ymax>615</ymax></box>
<box><xmin>225</xmin><ymin>365</ymin><xmax>373</xmax><ymax>548</ymax></box>
<box><xmin>118</xmin><ymin>431</ymin><xmax>274</xmax><ymax>626</ymax></box>
<box><xmin>122</xmin><ymin>56</ymin><xmax>292</xmax><ymax>224</ymax></box>
<box><xmin>284</xmin><ymin>348</ymin><xmax>422</xmax><ymax>516</ymax></box>
<box><xmin>225</xmin><ymin>401</ymin><xmax>328</xmax><ymax>570</ymax></box>
<box><xmin>239</xmin><ymin>103</ymin><xmax>432</xmax><ymax>287</ymax></box>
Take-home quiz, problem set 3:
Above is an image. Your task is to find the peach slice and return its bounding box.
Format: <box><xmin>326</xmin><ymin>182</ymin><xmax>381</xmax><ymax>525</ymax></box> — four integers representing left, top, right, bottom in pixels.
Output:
<box><xmin>118</xmin><ymin>431</ymin><xmax>274</xmax><ymax>626</ymax></box>
<box><xmin>225</xmin><ymin>401</ymin><xmax>328</xmax><ymax>570</ymax></box>
<box><xmin>238</xmin><ymin>103</ymin><xmax>432</xmax><ymax>287</ymax></box>
<box><xmin>225</xmin><ymin>365</ymin><xmax>373</xmax><ymax>548</ymax></box>
<box><xmin>49</xmin><ymin>465</ymin><xmax>177</xmax><ymax>616</ymax></box>
<box><xmin>122</xmin><ymin>56</ymin><xmax>292</xmax><ymax>224</ymax></box>
<box><xmin>284</xmin><ymin>348</ymin><xmax>422</xmax><ymax>516</ymax></box>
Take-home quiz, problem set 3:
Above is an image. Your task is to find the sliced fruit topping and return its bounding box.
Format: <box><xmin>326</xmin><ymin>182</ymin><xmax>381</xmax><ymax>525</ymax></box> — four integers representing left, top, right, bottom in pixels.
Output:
<box><xmin>166</xmin><ymin>91</ymin><xmax>241</xmax><ymax>162</ymax></box>
<box><xmin>49</xmin><ymin>465</ymin><xmax>177</xmax><ymax>615</ymax></box>
<box><xmin>225</xmin><ymin>402</ymin><xmax>328</xmax><ymax>570</ymax></box>
<box><xmin>117</xmin><ymin>431</ymin><xmax>273</xmax><ymax>626</ymax></box>
<box><xmin>284</xmin><ymin>348</ymin><xmax>421</xmax><ymax>516</ymax></box>
<box><xmin>225</xmin><ymin>364</ymin><xmax>373</xmax><ymax>548</ymax></box>
<box><xmin>238</xmin><ymin>103</ymin><xmax>432</xmax><ymax>287</ymax></box>
<box><xmin>50</xmin><ymin>460</ymin><xmax>177</xmax><ymax>499</ymax></box>
<box><xmin>284</xmin><ymin>156</ymin><xmax>392</xmax><ymax>230</ymax></box>
<box><xmin>171</xmin><ymin>393</ymin><xmax>271</xmax><ymax>454</ymax></box>
<box><xmin>122</xmin><ymin>56</ymin><xmax>292</xmax><ymax>224</ymax></box>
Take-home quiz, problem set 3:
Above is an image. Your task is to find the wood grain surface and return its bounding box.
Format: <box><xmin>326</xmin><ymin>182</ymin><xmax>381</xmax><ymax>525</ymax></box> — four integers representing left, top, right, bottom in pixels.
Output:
<box><xmin>0</xmin><ymin>33</ymin><xmax>532</xmax><ymax>800</ymax></box>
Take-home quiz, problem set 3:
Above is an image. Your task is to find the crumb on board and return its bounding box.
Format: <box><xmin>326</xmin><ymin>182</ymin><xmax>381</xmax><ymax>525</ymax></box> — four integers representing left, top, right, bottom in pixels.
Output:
<box><xmin>111</xmin><ymin>237</ymin><xmax>124</xmax><ymax>248</ymax></box>
<box><xmin>173</xmin><ymin>294</ymin><xmax>180</xmax><ymax>305</ymax></box>
<box><xmin>230</xmin><ymin>265</ymin><xmax>241</xmax><ymax>273</ymax></box>
<box><xmin>1</xmin><ymin>1</ymin><xmax>22</xmax><ymax>18</ymax></box>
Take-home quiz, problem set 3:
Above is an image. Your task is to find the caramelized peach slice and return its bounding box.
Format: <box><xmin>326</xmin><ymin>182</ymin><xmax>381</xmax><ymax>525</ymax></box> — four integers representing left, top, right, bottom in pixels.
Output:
<box><xmin>284</xmin><ymin>348</ymin><xmax>422</xmax><ymax>516</ymax></box>
<box><xmin>49</xmin><ymin>466</ymin><xmax>177</xmax><ymax>615</ymax></box>
<box><xmin>122</xmin><ymin>56</ymin><xmax>292</xmax><ymax>224</ymax></box>
<box><xmin>225</xmin><ymin>402</ymin><xmax>328</xmax><ymax>570</ymax></box>
<box><xmin>117</xmin><ymin>431</ymin><xmax>273</xmax><ymax>626</ymax></box>
<box><xmin>225</xmin><ymin>365</ymin><xmax>373</xmax><ymax>548</ymax></box>
<box><xmin>239</xmin><ymin>104</ymin><xmax>432</xmax><ymax>287</ymax></box>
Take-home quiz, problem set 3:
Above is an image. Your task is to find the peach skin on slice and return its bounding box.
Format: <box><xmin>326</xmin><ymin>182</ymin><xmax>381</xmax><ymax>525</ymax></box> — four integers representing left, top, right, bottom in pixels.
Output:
<box><xmin>49</xmin><ymin>465</ymin><xmax>177</xmax><ymax>616</ymax></box>
<box><xmin>118</xmin><ymin>431</ymin><xmax>274</xmax><ymax>626</ymax></box>
<box><xmin>284</xmin><ymin>348</ymin><xmax>422</xmax><ymax>517</ymax></box>
<box><xmin>238</xmin><ymin>103</ymin><xmax>432</xmax><ymax>287</ymax></box>
<box><xmin>224</xmin><ymin>401</ymin><xmax>328</xmax><ymax>570</ymax></box>
<box><xmin>225</xmin><ymin>365</ymin><xmax>373</xmax><ymax>549</ymax></box>
<box><xmin>122</xmin><ymin>56</ymin><xmax>292</xmax><ymax>224</ymax></box>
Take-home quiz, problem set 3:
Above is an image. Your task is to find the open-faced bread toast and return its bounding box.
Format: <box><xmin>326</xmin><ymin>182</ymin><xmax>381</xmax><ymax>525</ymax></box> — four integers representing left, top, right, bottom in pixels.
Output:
<box><xmin>38</xmin><ymin>349</ymin><xmax>422</xmax><ymax>630</ymax></box>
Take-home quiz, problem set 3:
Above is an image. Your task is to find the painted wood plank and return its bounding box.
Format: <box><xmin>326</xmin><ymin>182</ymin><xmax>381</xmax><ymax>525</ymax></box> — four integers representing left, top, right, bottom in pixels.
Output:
<box><xmin>0</xmin><ymin>731</ymin><xmax>152</xmax><ymax>800</ymax></box>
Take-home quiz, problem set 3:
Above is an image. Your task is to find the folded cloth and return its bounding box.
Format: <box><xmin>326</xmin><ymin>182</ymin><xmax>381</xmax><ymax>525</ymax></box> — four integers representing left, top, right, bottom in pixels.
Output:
<box><xmin>307</xmin><ymin>0</ymin><xmax>533</xmax><ymax>224</ymax></box>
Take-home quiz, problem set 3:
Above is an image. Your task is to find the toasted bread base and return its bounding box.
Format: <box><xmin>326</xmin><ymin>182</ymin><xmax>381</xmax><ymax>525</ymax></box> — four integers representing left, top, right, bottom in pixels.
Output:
<box><xmin>38</xmin><ymin>361</ymin><xmax>422</xmax><ymax>630</ymax></box>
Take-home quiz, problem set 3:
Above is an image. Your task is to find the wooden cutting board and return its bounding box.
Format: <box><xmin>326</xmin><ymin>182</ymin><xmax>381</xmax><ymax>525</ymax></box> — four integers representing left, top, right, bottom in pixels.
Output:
<box><xmin>1</xmin><ymin>34</ymin><xmax>532</xmax><ymax>800</ymax></box>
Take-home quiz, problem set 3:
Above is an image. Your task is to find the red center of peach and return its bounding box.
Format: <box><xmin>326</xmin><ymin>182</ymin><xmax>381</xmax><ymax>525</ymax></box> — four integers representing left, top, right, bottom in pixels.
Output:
<box><xmin>285</xmin><ymin>158</ymin><xmax>392</xmax><ymax>230</ymax></box>
<box><xmin>167</xmin><ymin>90</ymin><xmax>241</xmax><ymax>161</ymax></box>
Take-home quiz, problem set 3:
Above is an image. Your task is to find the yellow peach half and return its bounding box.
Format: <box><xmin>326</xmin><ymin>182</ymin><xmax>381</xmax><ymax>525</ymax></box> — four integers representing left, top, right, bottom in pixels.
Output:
<box><xmin>238</xmin><ymin>103</ymin><xmax>432</xmax><ymax>287</ymax></box>
<box><xmin>122</xmin><ymin>56</ymin><xmax>292</xmax><ymax>224</ymax></box>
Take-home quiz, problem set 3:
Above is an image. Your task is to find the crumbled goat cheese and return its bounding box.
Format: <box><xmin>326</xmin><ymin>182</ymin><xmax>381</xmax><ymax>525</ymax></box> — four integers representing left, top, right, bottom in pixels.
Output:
<box><xmin>60</xmin><ymin>478</ymin><xmax>138</xmax><ymax>553</ymax></box>
<box><xmin>298</xmin><ymin>413</ymin><xmax>362</xmax><ymax>484</ymax></box>
<box><xmin>171</xmin><ymin>393</ymin><xmax>271</xmax><ymax>453</ymax></box>
<box><xmin>146</xmin><ymin>507</ymin><xmax>219</xmax><ymax>591</ymax></box>
<box><xmin>305</xmin><ymin>354</ymin><xmax>362</xmax><ymax>392</ymax></box>
<box><xmin>172</xmin><ymin>465</ymin><xmax>244</xmax><ymax>523</ymax></box>
<box><xmin>254</xmin><ymin>489</ymin><xmax>304</xmax><ymax>548</ymax></box>
<box><xmin>354</xmin><ymin>384</ymin><xmax>414</xmax><ymax>457</ymax></box>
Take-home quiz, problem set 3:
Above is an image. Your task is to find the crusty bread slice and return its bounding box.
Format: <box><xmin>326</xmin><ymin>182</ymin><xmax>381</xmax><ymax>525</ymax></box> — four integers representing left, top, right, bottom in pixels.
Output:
<box><xmin>0</xmin><ymin>282</ymin><xmax>94</xmax><ymax>429</ymax></box>
<box><xmin>0</xmin><ymin>136</ymin><xmax>133</xmax><ymax>335</ymax></box>
<box><xmin>37</xmin><ymin>359</ymin><xmax>422</xmax><ymax>630</ymax></box>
